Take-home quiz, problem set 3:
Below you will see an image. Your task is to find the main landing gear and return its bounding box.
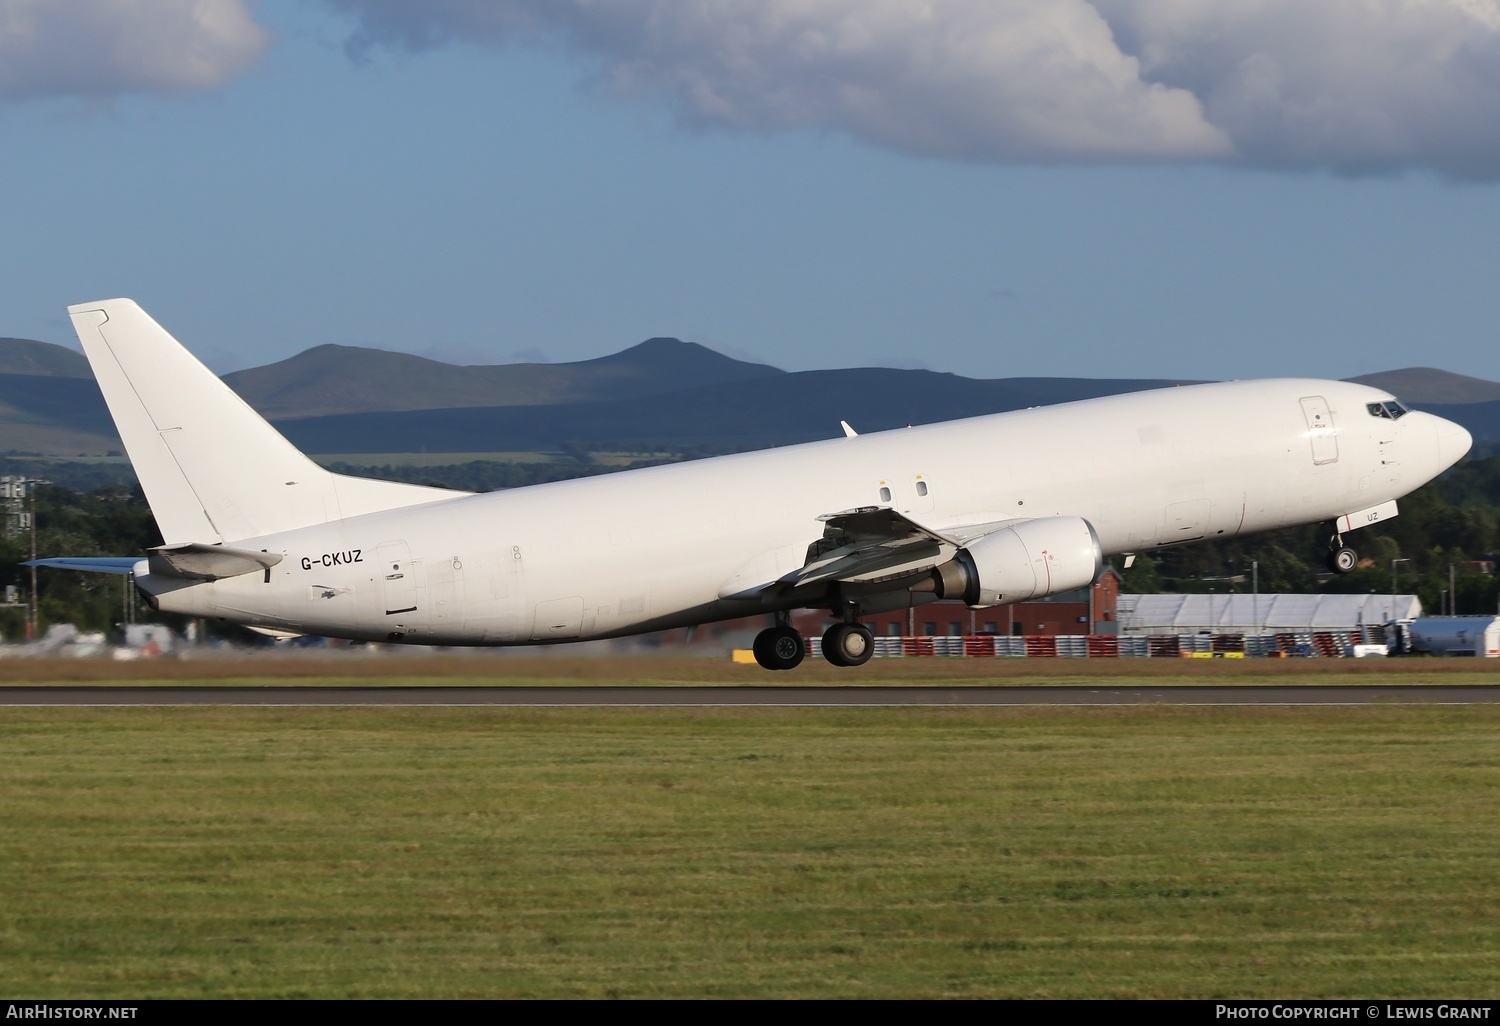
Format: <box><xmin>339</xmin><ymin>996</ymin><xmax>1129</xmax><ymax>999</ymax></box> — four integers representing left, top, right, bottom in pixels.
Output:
<box><xmin>752</xmin><ymin>613</ymin><xmax>805</xmax><ymax>671</ymax></box>
<box><xmin>752</xmin><ymin>611</ymin><xmax>875</xmax><ymax>670</ymax></box>
<box><xmin>822</xmin><ymin>622</ymin><xmax>874</xmax><ymax>667</ymax></box>
<box><xmin>1326</xmin><ymin>528</ymin><xmax>1358</xmax><ymax>575</ymax></box>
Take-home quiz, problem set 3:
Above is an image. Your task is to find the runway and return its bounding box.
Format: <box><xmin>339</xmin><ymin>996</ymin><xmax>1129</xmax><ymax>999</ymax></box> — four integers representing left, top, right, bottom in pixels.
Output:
<box><xmin>2</xmin><ymin>684</ymin><xmax>1498</xmax><ymax>706</ymax></box>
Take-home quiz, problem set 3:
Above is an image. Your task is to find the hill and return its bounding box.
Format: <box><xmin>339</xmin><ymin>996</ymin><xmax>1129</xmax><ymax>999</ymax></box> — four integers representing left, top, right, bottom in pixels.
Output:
<box><xmin>0</xmin><ymin>339</ymin><xmax>118</xmax><ymax>455</ymax></box>
<box><xmin>272</xmin><ymin>369</ymin><xmax>1197</xmax><ymax>453</ymax></box>
<box><xmin>1348</xmin><ymin>367</ymin><xmax>1500</xmax><ymax>405</ymax></box>
<box><xmin>0</xmin><ymin>338</ymin><xmax>90</xmax><ymax>378</ymax></box>
<box><xmin>4</xmin><ymin>332</ymin><xmax>1500</xmax><ymax>459</ymax></box>
<box><xmin>221</xmin><ymin>337</ymin><xmax>784</xmax><ymax>419</ymax></box>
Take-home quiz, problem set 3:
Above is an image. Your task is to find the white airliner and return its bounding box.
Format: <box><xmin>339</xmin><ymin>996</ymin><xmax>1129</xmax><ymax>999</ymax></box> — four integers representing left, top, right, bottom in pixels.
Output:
<box><xmin>31</xmin><ymin>299</ymin><xmax>1472</xmax><ymax>669</ymax></box>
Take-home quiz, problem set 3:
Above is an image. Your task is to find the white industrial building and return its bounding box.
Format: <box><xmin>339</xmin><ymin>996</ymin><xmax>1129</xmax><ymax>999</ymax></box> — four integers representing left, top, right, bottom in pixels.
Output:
<box><xmin>1116</xmin><ymin>593</ymin><xmax>1422</xmax><ymax>636</ymax></box>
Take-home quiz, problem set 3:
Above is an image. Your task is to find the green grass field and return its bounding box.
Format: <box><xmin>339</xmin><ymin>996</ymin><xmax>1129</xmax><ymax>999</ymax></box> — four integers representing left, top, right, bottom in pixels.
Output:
<box><xmin>3</xmin><ymin>677</ymin><xmax>1500</xmax><ymax>998</ymax></box>
<box><xmin>4</xmin><ymin>650</ymin><xmax>1500</xmax><ymax>686</ymax></box>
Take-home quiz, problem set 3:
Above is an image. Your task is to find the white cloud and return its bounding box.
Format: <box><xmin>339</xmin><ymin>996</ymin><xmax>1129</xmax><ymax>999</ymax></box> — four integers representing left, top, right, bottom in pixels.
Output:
<box><xmin>9</xmin><ymin>1</ymin><xmax>1496</xmax><ymax>176</ymax></box>
<box><xmin>325</xmin><ymin>0</ymin><xmax>1500</xmax><ymax>176</ymax></box>
<box><xmin>1097</xmin><ymin>0</ymin><xmax>1500</xmax><ymax>176</ymax></box>
<box><xmin>0</xmin><ymin>0</ymin><xmax>269</xmax><ymax>100</ymax></box>
<box><xmin>326</xmin><ymin>0</ymin><xmax>1233</xmax><ymax>162</ymax></box>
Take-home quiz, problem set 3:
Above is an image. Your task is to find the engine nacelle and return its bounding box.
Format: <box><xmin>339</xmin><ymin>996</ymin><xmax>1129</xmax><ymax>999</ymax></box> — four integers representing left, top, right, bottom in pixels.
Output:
<box><xmin>945</xmin><ymin>516</ymin><xmax>1103</xmax><ymax>608</ymax></box>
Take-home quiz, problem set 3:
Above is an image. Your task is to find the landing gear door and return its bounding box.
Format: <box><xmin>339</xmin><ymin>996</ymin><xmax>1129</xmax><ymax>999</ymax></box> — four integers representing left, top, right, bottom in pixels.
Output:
<box><xmin>1300</xmin><ymin>396</ymin><xmax>1339</xmax><ymax>466</ymax></box>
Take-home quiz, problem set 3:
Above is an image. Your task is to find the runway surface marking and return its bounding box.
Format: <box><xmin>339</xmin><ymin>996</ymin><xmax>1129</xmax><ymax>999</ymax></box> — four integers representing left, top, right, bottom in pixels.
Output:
<box><xmin>2</xmin><ymin>685</ymin><xmax>1497</xmax><ymax>706</ymax></box>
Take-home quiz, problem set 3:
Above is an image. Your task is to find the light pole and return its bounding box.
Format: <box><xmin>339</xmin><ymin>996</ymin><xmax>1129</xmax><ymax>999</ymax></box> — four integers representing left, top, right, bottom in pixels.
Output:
<box><xmin>1391</xmin><ymin>557</ymin><xmax>1410</xmax><ymax>621</ymax></box>
<box><xmin>25</xmin><ymin>477</ymin><xmax>47</xmax><ymax>642</ymax></box>
<box><xmin>1252</xmin><ymin>560</ymin><xmax>1259</xmax><ymax>650</ymax></box>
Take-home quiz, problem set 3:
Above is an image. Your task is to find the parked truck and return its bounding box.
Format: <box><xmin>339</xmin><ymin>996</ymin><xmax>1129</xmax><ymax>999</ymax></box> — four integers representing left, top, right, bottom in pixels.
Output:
<box><xmin>1401</xmin><ymin>616</ymin><xmax>1500</xmax><ymax>657</ymax></box>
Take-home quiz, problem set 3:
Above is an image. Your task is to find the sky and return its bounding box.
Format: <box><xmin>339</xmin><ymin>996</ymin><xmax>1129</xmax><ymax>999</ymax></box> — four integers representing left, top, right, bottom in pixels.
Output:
<box><xmin>1</xmin><ymin>0</ymin><xmax>1499</xmax><ymax>382</ymax></box>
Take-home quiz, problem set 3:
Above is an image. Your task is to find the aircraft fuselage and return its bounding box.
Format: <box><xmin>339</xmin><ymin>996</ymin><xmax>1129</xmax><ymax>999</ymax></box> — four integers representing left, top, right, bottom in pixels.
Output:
<box><xmin>135</xmin><ymin>378</ymin><xmax>1470</xmax><ymax>644</ymax></box>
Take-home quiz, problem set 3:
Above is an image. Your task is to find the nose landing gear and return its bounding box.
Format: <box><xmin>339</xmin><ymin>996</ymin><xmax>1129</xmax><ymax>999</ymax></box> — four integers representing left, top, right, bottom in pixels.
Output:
<box><xmin>1327</xmin><ymin>529</ymin><xmax>1358</xmax><ymax>575</ymax></box>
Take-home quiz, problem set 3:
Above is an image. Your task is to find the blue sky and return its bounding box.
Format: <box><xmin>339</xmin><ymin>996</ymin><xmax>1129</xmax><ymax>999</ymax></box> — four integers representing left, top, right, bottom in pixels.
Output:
<box><xmin>2</xmin><ymin>1</ymin><xmax>1499</xmax><ymax>382</ymax></box>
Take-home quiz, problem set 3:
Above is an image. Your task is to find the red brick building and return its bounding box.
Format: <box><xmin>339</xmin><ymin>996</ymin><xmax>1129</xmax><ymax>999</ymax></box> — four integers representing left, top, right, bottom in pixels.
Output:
<box><xmin>787</xmin><ymin>568</ymin><xmax>1122</xmax><ymax>638</ymax></box>
<box><xmin>647</xmin><ymin>570</ymin><xmax>1123</xmax><ymax>649</ymax></box>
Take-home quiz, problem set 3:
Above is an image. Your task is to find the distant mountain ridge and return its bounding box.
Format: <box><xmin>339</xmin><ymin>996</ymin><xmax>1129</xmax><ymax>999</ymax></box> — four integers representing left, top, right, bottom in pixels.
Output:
<box><xmin>0</xmin><ymin>338</ymin><xmax>91</xmax><ymax>378</ymax></box>
<box><xmin>1347</xmin><ymin>367</ymin><xmax>1500</xmax><ymax>405</ymax></box>
<box><xmin>272</xmin><ymin>367</ymin><xmax>1199</xmax><ymax>453</ymax></box>
<box><xmin>2</xmin><ymin>333</ymin><xmax>1500</xmax><ymax>458</ymax></box>
<box><xmin>221</xmin><ymin>337</ymin><xmax>784</xmax><ymax>418</ymax></box>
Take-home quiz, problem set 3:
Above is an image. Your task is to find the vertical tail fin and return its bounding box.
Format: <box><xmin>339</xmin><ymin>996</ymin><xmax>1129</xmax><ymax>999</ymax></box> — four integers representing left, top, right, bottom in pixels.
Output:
<box><xmin>70</xmin><ymin>299</ymin><xmax>465</xmax><ymax>544</ymax></box>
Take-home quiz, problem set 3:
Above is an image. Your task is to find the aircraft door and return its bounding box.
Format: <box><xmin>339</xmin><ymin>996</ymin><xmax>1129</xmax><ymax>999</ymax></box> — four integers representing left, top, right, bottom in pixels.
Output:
<box><xmin>377</xmin><ymin>540</ymin><xmax>419</xmax><ymax>616</ymax></box>
<box><xmin>1300</xmin><ymin>396</ymin><xmax>1339</xmax><ymax>465</ymax></box>
<box><xmin>532</xmin><ymin>596</ymin><xmax>584</xmax><ymax>640</ymax></box>
<box><xmin>1159</xmin><ymin>498</ymin><xmax>1210</xmax><ymax>545</ymax></box>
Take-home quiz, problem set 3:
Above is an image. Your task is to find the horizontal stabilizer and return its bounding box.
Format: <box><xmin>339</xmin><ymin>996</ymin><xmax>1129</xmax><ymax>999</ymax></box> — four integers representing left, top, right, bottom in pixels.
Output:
<box><xmin>148</xmin><ymin>542</ymin><xmax>283</xmax><ymax>581</ymax></box>
<box><xmin>24</xmin><ymin>557</ymin><xmax>142</xmax><ymax>575</ymax></box>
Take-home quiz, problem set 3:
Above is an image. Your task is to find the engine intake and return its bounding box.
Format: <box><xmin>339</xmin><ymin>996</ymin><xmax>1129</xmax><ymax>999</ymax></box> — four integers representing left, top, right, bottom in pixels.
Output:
<box><xmin>931</xmin><ymin>516</ymin><xmax>1103</xmax><ymax>608</ymax></box>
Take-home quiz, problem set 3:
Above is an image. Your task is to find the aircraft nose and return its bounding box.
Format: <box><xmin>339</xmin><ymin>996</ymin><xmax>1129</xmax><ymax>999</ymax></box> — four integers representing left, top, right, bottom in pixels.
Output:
<box><xmin>1433</xmin><ymin>414</ymin><xmax>1473</xmax><ymax>470</ymax></box>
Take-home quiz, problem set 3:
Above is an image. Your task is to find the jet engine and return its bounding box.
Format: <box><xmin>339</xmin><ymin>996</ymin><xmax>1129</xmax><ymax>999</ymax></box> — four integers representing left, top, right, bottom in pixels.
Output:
<box><xmin>927</xmin><ymin>516</ymin><xmax>1103</xmax><ymax>608</ymax></box>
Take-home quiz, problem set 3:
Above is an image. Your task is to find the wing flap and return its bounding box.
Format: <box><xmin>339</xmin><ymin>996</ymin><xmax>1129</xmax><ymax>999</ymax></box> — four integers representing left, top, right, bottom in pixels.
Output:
<box><xmin>785</xmin><ymin>534</ymin><xmax>948</xmax><ymax>588</ymax></box>
<box><xmin>719</xmin><ymin>506</ymin><xmax>1037</xmax><ymax>601</ymax></box>
<box><xmin>767</xmin><ymin>508</ymin><xmax>964</xmax><ymax>591</ymax></box>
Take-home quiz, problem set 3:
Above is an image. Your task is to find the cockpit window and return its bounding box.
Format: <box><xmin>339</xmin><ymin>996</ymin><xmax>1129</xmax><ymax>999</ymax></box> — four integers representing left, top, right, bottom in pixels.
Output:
<box><xmin>1366</xmin><ymin>401</ymin><xmax>1409</xmax><ymax>420</ymax></box>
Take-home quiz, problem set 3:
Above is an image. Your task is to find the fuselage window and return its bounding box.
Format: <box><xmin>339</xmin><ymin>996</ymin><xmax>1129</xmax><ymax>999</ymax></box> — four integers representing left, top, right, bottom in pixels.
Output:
<box><xmin>916</xmin><ymin>481</ymin><xmax>929</xmax><ymax>496</ymax></box>
<box><xmin>879</xmin><ymin>486</ymin><xmax>892</xmax><ymax>502</ymax></box>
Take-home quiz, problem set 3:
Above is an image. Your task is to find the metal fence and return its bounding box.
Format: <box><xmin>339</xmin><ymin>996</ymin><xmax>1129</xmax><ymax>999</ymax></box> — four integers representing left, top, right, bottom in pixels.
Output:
<box><xmin>862</xmin><ymin>627</ymin><xmax>1389</xmax><ymax>658</ymax></box>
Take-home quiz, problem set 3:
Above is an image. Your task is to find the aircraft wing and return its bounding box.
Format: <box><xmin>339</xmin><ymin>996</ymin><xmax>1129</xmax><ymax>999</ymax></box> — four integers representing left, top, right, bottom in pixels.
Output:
<box><xmin>728</xmin><ymin>507</ymin><xmax>1026</xmax><ymax>599</ymax></box>
<box><xmin>782</xmin><ymin>506</ymin><xmax>956</xmax><ymax>588</ymax></box>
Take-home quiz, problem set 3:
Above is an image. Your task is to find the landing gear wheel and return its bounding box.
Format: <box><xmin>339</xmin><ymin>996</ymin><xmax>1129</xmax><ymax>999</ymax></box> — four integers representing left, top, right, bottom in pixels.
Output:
<box><xmin>821</xmin><ymin>623</ymin><xmax>875</xmax><ymax>667</ymax></box>
<box><xmin>752</xmin><ymin>625</ymin><xmax>805</xmax><ymax>670</ymax></box>
<box><xmin>1327</xmin><ymin>546</ymin><xmax>1358</xmax><ymax>574</ymax></box>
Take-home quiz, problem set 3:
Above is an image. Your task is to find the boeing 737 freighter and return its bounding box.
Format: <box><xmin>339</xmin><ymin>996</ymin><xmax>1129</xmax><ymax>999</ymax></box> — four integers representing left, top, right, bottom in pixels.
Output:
<box><xmin>30</xmin><ymin>299</ymin><xmax>1472</xmax><ymax>669</ymax></box>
